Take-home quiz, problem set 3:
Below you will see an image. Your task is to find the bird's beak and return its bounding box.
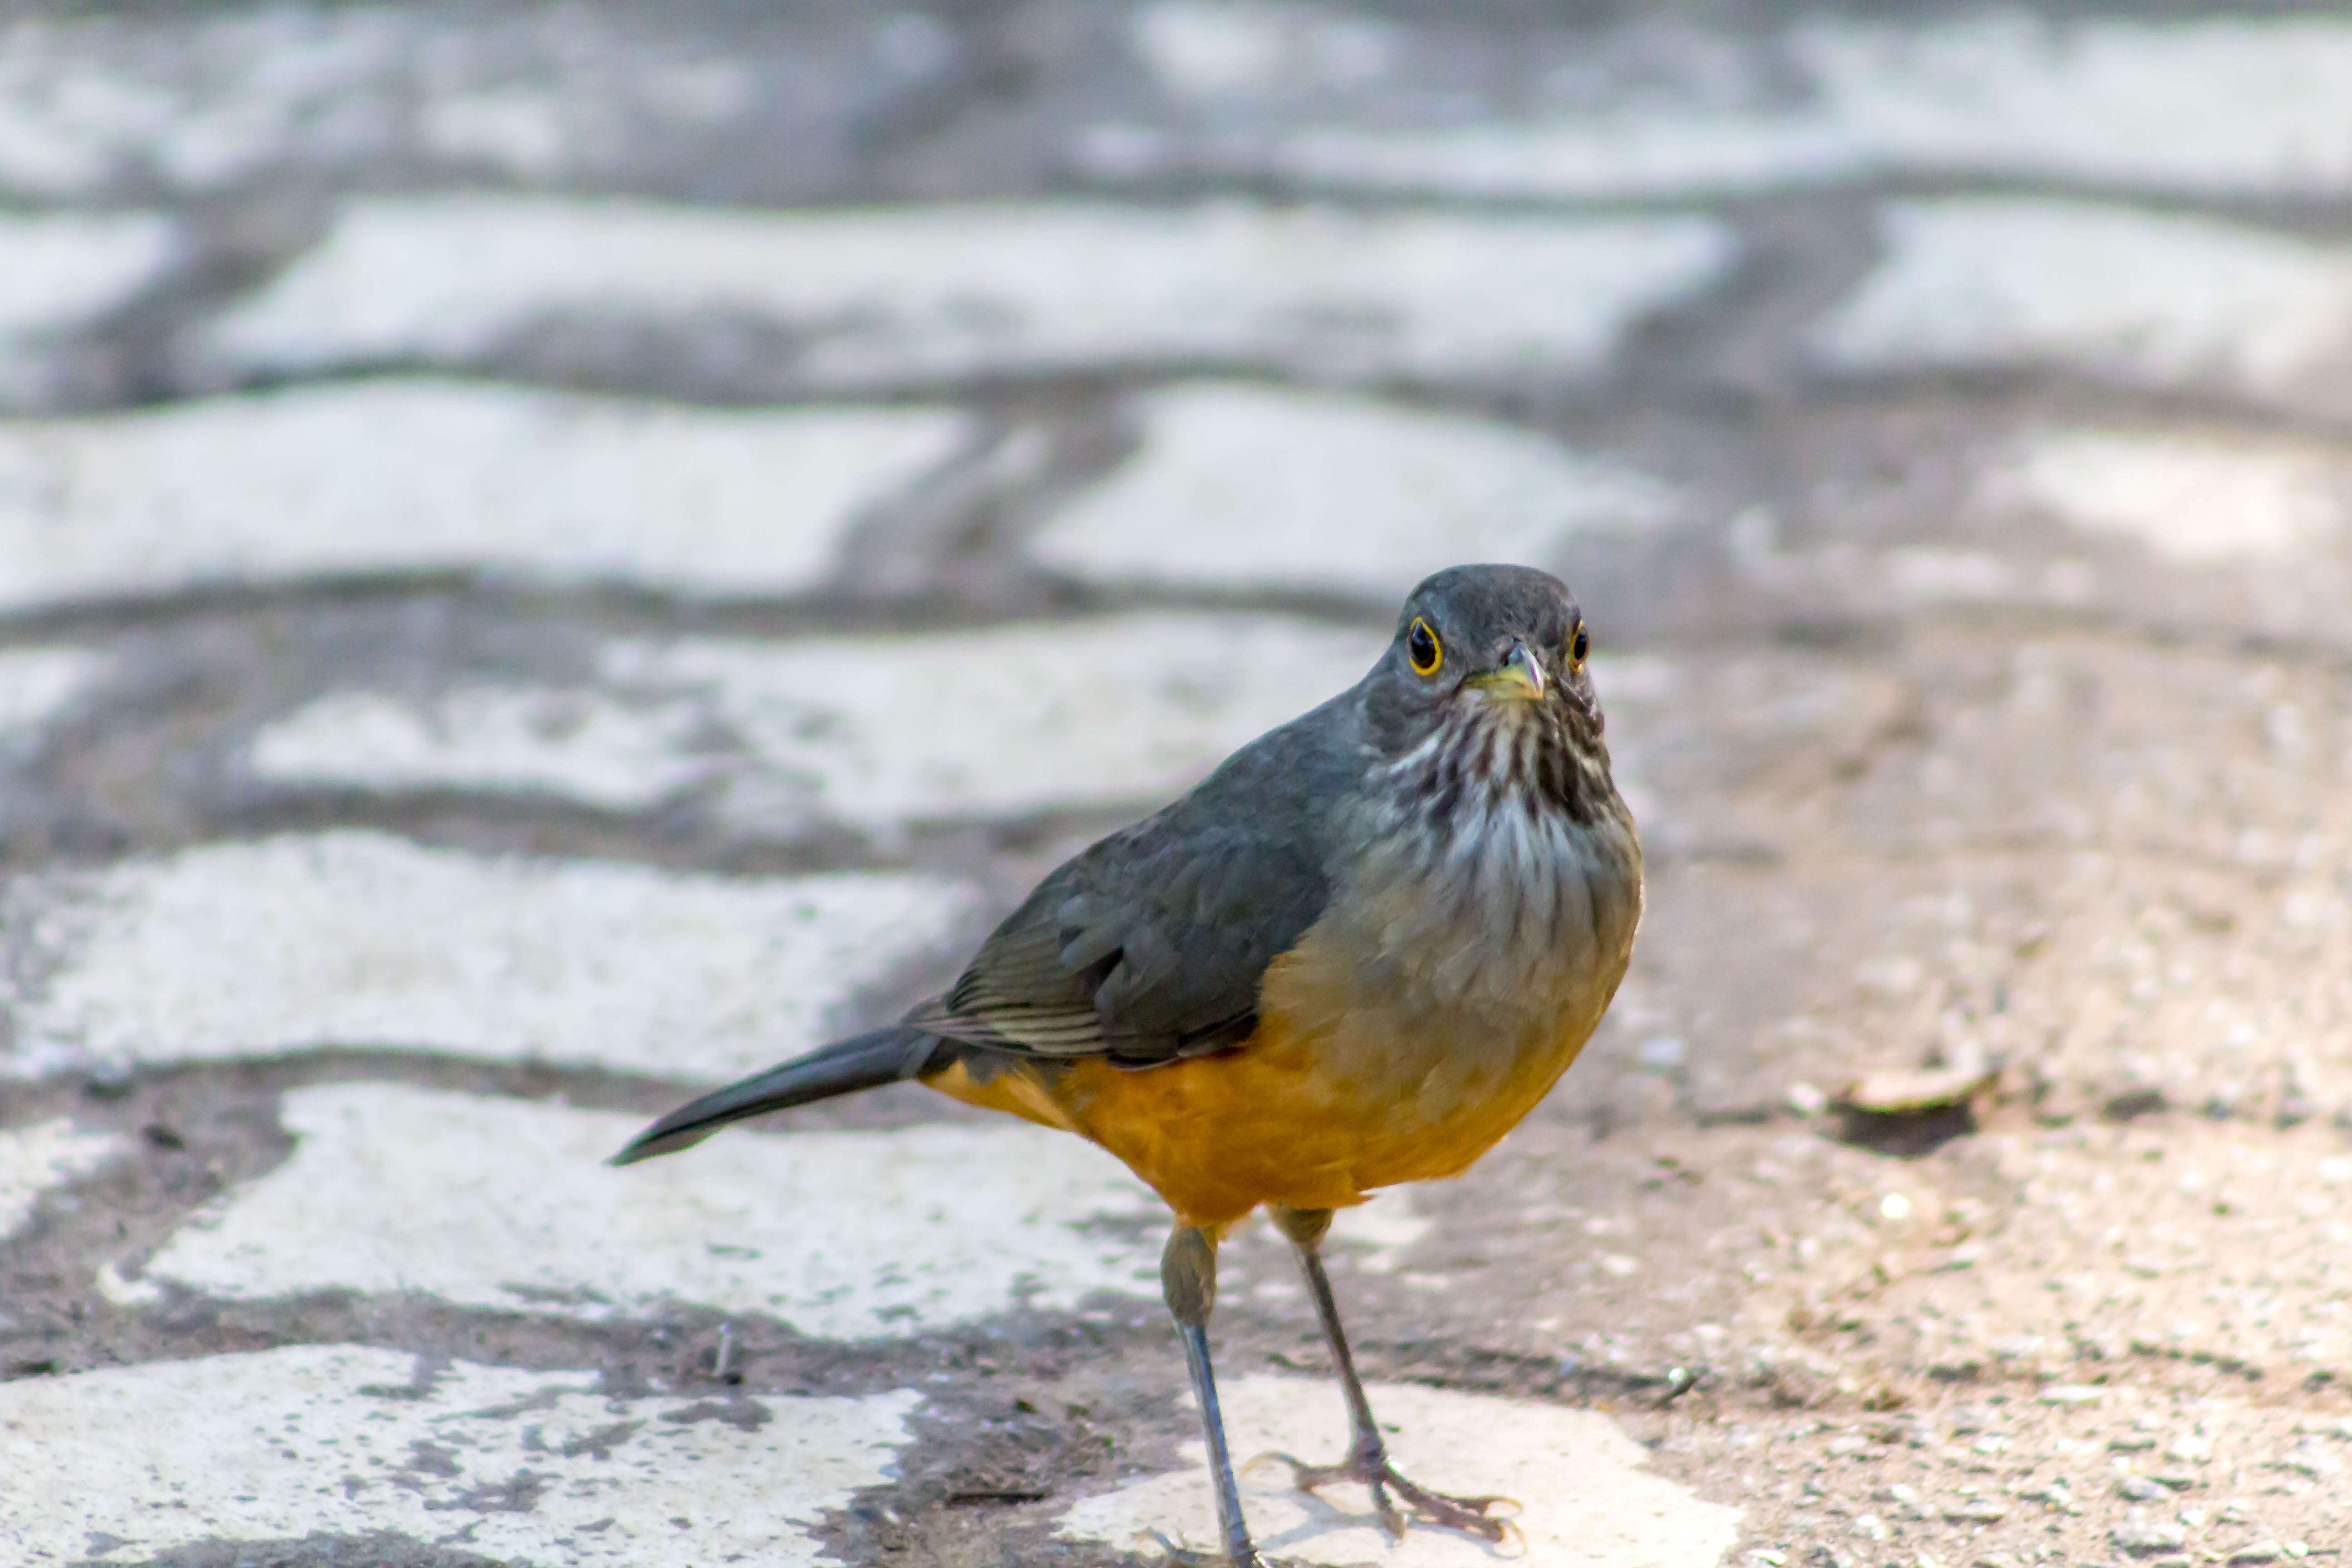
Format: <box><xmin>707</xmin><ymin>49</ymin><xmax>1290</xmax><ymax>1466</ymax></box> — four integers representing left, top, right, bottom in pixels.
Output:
<box><xmin>1469</xmin><ymin>640</ymin><xmax>1546</xmax><ymax>701</ymax></box>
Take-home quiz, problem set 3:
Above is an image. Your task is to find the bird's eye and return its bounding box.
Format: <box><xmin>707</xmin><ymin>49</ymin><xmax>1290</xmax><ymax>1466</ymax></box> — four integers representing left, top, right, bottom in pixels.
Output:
<box><xmin>1407</xmin><ymin>617</ymin><xmax>1443</xmax><ymax>677</ymax></box>
<box><xmin>1569</xmin><ymin>624</ymin><xmax>1590</xmax><ymax>672</ymax></box>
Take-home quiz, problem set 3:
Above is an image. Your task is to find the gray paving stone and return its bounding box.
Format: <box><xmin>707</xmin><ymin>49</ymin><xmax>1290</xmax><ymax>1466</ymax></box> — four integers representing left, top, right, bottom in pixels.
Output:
<box><xmin>0</xmin><ymin>8</ymin><xmax>421</xmax><ymax>196</ymax></box>
<box><xmin>1755</xmin><ymin>418</ymin><xmax>2352</xmax><ymax>648</ymax></box>
<box><xmin>0</xmin><ymin>4</ymin><xmax>946</xmax><ymax>201</ymax></box>
<box><xmin>1809</xmin><ymin>202</ymin><xmax>2352</xmax><ymax>413</ymax></box>
<box><xmin>1058</xmin><ymin>1373</ymin><xmax>1742</xmax><ymax>1565</ymax></box>
<box><xmin>198</xmin><ymin>196</ymin><xmax>1735</xmax><ymax>392</ymax></box>
<box><xmin>0</xmin><ymin>381</ymin><xmax>968</xmax><ymax>611</ymax></box>
<box><xmin>1979</xmin><ymin>430</ymin><xmax>2351</xmax><ymax>567</ymax></box>
<box><xmin>0</xmin><ymin>831</ymin><xmax>974</xmax><ymax>1079</ymax></box>
<box><xmin>0</xmin><ymin>647</ymin><xmax>108</xmax><ymax>752</ymax></box>
<box><xmin>249</xmin><ymin>684</ymin><xmax>718</xmax><ymax>813</ymax></box>
<box><xmin>0</xmin><ymin>1343</ymin><xmax>920</xmax><ymax>1566</ymax></box>
<box><xmin>0</xmin><ymin>211</ymin><xmax>174</xmax><ymax>340</ymax></box>
<box><xmin>1094</xmin><ymin>7</ymin><xmax>2352</xmax><ymax>200</ymax></box>
<box><xmin>0</xmin><ymin>209</ymin><xmax>176</xmax><ymax>405</ymax></box>
<box><xmin>116</xmin><ymin>1082</ymin><xmax>1162</xmax><ymax>1338</ymax></box>
<box><xmin>607</xmin><ymin>615</ymin><xmax>1389</xmax><ymax>837</ymax></box>
<box><xmin>248</xmin><ymin>615</ymin><xmax>1387</xmax><ymax>833</ymax></box>
<box><xmin>0</xmin><ymin>1118</ymin><xmax>122</xmax><ymax>1241</ymax></box>
<box><xmin>1029</xmin><ymin>383</ymin><xmax>1676</xmax><ymax>599</ymax></box>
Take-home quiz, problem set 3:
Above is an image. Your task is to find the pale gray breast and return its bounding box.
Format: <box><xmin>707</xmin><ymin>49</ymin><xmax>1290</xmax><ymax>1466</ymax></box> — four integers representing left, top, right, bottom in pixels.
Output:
<box><xmin>1326</xmin><ymin>723</ymin><xmax>1643</xmax><ymax>1054</ymax></box>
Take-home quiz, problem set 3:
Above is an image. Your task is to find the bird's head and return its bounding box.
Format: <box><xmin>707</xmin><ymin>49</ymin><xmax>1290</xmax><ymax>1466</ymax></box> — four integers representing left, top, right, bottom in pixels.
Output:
<box><xmin>1362</xmin><ymin>563</ymin><xmax>1615</xmax><ymax>825</ymax></box>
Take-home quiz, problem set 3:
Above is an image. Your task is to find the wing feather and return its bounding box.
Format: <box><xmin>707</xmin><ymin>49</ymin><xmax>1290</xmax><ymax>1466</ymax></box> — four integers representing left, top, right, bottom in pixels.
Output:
<box><xmin>905</xmin><ymin>699</ymin><xmax>1357</xmax><ymax>1067</ymax></box>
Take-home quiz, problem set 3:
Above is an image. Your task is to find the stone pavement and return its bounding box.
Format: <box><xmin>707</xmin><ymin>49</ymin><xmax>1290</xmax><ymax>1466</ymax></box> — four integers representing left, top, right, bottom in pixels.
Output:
<box><xmin>4</xmin><ymin>3</ymin><xmax>2352</xmax><ymax>1565</ymax></box>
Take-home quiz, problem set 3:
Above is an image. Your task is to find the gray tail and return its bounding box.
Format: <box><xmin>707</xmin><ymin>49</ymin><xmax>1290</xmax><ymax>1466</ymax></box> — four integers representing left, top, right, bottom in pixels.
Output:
<box><xmin>610</xmin><ymin>1027</ymin><xmax>941</xmax><ymax>1166</ymax></box>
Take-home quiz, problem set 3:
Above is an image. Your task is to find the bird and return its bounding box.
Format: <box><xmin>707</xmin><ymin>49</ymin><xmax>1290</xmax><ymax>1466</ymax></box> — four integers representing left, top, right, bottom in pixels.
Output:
<box><xmin>612</xmin><ymin>563</ymin><xmax>1643</xmax><ymax>1566</ymax></box>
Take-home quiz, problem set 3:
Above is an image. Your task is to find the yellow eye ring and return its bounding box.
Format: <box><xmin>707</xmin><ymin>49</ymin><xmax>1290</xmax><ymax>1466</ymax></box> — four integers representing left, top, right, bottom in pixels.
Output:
<box><xmin>1568</xmin><ymin>622</ymin><xmax>1589</xmax><ymax>674</ymax></box>
<box><xmin>1407</xmin><ymin>617</ymin><xmax>1443</xmax><ymax>676</ymax></box>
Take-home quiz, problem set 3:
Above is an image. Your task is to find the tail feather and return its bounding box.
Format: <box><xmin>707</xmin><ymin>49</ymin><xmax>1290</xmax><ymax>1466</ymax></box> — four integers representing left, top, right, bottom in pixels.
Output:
<box><xmin>610</xmin><ymin>1027</ymin><xmax>941</xmax><ymax>1166</ymax></box>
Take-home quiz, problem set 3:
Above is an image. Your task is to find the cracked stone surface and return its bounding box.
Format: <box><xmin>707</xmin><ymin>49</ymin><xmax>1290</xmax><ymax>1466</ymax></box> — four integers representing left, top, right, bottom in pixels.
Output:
<box><xmin>5</xmin><ymin>4</ymin><xmax>2352</xmax><ymax>1566</ymax></box>
<box><xmin>0</xmin><ymin>1344</ymin><xmax>924</xmax><ymax>1566</ymax></box>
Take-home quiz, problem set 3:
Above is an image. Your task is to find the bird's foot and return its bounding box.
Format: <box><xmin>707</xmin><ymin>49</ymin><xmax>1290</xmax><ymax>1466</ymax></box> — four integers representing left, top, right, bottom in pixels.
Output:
<box><xmin>1247</xmin><ymin>1448</ymin><xmax>1519</xmax><ymax>1544</ymax></box>
<box><xmin>1143</xmin><ymin>1527</ymin><xmax>1259</xmax><ymax>1567</ymax></box>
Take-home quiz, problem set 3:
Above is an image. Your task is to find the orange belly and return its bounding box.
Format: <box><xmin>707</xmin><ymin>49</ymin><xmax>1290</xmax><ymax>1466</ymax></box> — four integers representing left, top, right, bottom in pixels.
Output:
<box><xmin>922</xmin><ymin>1001</ymin><xmax>1595</xmax><ymax>1231</ymax></box>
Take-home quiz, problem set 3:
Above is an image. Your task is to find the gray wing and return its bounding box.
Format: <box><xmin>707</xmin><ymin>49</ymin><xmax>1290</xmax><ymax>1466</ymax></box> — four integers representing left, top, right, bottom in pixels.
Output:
<box><xmin>906</xmin><ymin>696</ymin><xmax>1362</xmax><ymax>1068</ymax></box>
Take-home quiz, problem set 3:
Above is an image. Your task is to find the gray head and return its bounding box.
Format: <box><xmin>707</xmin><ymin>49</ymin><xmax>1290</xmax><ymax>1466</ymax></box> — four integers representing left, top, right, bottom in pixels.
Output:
<box><xmin>1358</xmin><ymin>564</ymin><xmax>1615</xmax><ymax>824</ymax></box>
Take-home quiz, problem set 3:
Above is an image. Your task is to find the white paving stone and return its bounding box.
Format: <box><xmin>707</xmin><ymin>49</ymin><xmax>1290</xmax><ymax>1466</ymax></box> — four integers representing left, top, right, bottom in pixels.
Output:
<box><xmin>1802</xmin><ymin>14</ymin><xmax>2352</xmax><ymax>196</ymax></box>
<box><xmin>1058</xmin><ymin>1374</ymin><xmax>1740</xmax><ymax>1566</ymax></box>
<box><xmin>0</xmin><ymin>211</ymin><xmax>174</xmax><ymax>341</ymax></box>
<box><xmin>0</xmin><ymin>832</ymin><xmax>975</xmax><ymax>1080</ymax></box>
<box><xmin>128</xmin><ymin>1083</ymin><xmax>1162</xmax><ymax>1337</ymax></box>
<box><xmin>248</xmin><ymin>617</ymin><xmax>1383</xmax><ymax>832</ymax></box>
<box><xmin>1131</xmin><ymin>3</ymin><xmax>1394</xmax><ymax>101</ymax></box>
<box><xmin>0</xmin><ymin>1119</ymin><xmax>122</xmax><ymax>1241</ymax></box>
<box><xmin>1130</xmin><ymin>108</ymin><xmax>1851</xmax><ymax>206</ymax></box>
<box><xmin>250</xmin><ymin>686</ymin><xmax>718</xmax><ymax>811</ymax></box>
<box><xmin>202</xmin><ymin>196</ymin><xmax>1734</xmax><ymax>388</ymax></box>
<box><xmin>0</xmin><ymin>1343</ymin><xmax>920</xmax><ymax>1566</ymax></box>
<box><xmin>1030</xmin><ymin>384</ymin><xmax>1675</xmax><ymax>598</ymax></box>
<box><xmin>0</xmin><ymin>647</ymin><xmax>108</xmax><ymax>751</ymax></box>
<box><xmin>0</xmin><ymin>210</ymin><xmax>176</xmax><ymax>402</ymax></box>
<box><xmin>1105</xmin><ymin>9</ymin><xmax>2352</xmax><ymax>200</ymax></box>
<box><xmin>602</xmin><ymin>615</ymin><xmax>1388</xmax><ymax>835</ymax></box>
<box><xmin>1810</xmin><ymin>201</ymin><xmax>2352</xmax><ymax>408</ymax></box>
<box><xmin>0</xmin><ymin>381</ymin><xmax>966</xmax><ymax>612</ymax></box>
<box><xmin>0</xmin><ymin>8</ymin><xmax>827</xmax><ymax>198</ymax></box>
<box><xmin>1981</xmin><ymin>431</ymin><xmax>2351</xmax><ymax>565</ymax></box>
<box><xmin>0</xmin><ymin>10</ymin><xmax>407</xmax><ymax>196</ymax></box>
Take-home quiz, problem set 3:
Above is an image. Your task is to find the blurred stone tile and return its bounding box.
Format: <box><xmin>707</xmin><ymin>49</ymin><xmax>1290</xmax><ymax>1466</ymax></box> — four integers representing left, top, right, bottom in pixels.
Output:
<box><xmin>1809</xmin><ymin>201</ymin><xmax>2352</xmax><ymax>414</ymax></box>
<box><xmin>0</xmin><ymin>4</ymin><xmax>944</xmax><ymax>201</ymax></box>
<box><xmin>0</xmin><ymin>1119</ymin><xmax>123</xmax><ymax>1241</ymax></box>
<box><xmin>616</xmin><ymin>611</ymin><xmax>1383</xmax><ymax>841</ymax></box>
<box><xmin>1057</xmin><ymin>1373</ymin><xmax>1741</xmax><ymax>1566</ymax></box>
<box><xmin>249</xmin><ymin>685</ymin><xmax>719</xmax><ymax>813</ymax></box>
<box><xmin>0</xmin><ymin>380</ymin><xmax>968</xmax><ymax>611</ymax></box>
<box><xmin>245</xmin><ymin>615</ymin><xmax>1385</xmax><ymax>833</ymax></box>
<box><xmin>0</xmin><ymin>1342</ymin><xmax>920</xmax><ymax>1565</ymax></box>
<box><xmin>118</xmin><ymin>1082</ymin><xmax>1161</xmax><ymax>1337</ymax></box>
<box><xmin>1029</xmin><ymin>383</ymin><xmax>1676</xmax><ymax>600</ymax></box>
<box><xmin>197</xmin><ymin>196</ymin><xmax>1735</xmax><ymax>392</ymax></box>
<box><xmin>0</xmin><ymin>8</ymin><xmax>410</xmax><ymax>196</ymax></box>
<box><xmin>0</xmin><ymin>211</ymin><xmax>174</xmax><ymax>336</ymax></box>
<box><xmin>0</xmin><ymin>210</ymin><xmax>176</xmax><ymax>405</ymax></box>
<box><xmin>601</xmin><ymin>616</ymin><xmax>1387</xmax><ymax>837</ymax></box>
<box><xmin>1739</xmin><ymin>406</ymin><xmax>2352</xmax><ymax>649</ymax></box>
<box><xmin>0</xmin><ymin>831</ymin><xmax>975</xmax><ymax>1079</ymax></box>
<box><xmin>1092</xmin><ymin>8</ymin><xmax>2352</xmax><ymax>201</ymax></box>
<box><xmin>0</xmin><ymin>647</ymin><xmax>108</xmax><ymax>752</ymax></box>
<box><xmin>1978</xmin><ymin>430</ymin><xmax>2351</xmax><ymax>567</ymax></box>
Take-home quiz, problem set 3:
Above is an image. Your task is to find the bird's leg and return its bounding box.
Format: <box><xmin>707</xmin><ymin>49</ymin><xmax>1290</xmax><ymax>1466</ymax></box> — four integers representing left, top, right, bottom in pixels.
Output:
<box><xmin>1163</xmin><ymin>1224</ymin><xmax>1260</xmax><ymax>1568</ymax></box>
<box><xmin>1253</xmin><ymin>1204</ymin><xmax>1517</xmax><ymax>1544</ymax></box>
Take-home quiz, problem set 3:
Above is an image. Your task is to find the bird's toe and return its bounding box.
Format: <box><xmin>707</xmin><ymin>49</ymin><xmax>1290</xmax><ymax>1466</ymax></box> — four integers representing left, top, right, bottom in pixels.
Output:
<box><xmin>1247</xmin><ymin>1447</ymin><xmax>1516</xmax><ymax>1545</ymax></box>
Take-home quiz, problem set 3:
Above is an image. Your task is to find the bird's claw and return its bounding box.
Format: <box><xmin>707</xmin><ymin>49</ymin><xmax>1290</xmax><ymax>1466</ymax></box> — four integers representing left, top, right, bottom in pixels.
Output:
<box><xmin>1142</xmin><ymin>1527</ymin><xmax>1260</xmax><ymax>1567</ymax></box>
<box><xmin>1245</xmin><ymin>1448</ymin><xmax>1520</xmax><ymax>1545</ymax></box>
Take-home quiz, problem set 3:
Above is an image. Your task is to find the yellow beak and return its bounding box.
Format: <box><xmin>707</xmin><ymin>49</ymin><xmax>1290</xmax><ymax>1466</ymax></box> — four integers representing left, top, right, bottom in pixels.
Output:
<box><xmin>1468</xmin><ymin>641</ymin><xmax>1546</xmax><ymax>701</ymax></box>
